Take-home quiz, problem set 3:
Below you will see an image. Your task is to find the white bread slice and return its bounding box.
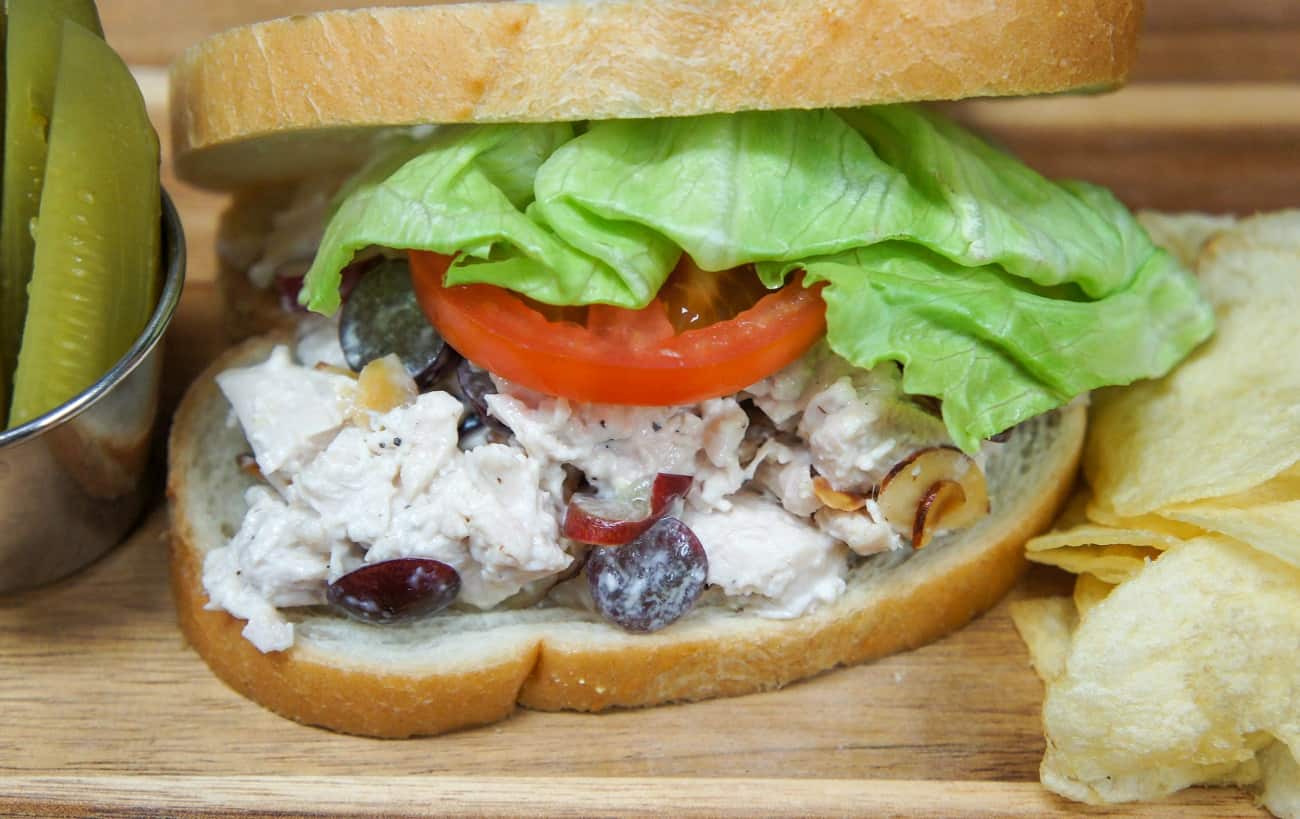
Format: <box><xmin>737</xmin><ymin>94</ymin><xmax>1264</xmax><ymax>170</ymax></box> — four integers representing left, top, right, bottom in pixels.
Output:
<box><xmin>170</xmin><ymin>0</ymin><xmax>1141</xmax><ymax>189</ymax></box>
<box><xmin>167</xmin><ymin>335</ymin><xmax>1085</xmax><ymax>738</ymax></box>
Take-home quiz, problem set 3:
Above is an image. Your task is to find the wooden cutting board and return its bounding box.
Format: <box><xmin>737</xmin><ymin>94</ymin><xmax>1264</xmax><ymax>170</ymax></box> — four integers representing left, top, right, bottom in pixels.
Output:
<box><xmin>1</xmin><ymin>1</ymin><xmax>1296</xmax><ymax>815</ymax></box>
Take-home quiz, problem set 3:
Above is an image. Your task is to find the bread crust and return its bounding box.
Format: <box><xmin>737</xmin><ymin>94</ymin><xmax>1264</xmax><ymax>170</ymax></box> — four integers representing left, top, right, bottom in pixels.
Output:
<box><xmin>171</xmin><ymin>0</ymin><xmax>1142</xmax><ymax>189</ymax></box>
<box><xmin>167</xmin><ymin>336</ymin><xmax>1085</xmax><ymax>738</ymax></box>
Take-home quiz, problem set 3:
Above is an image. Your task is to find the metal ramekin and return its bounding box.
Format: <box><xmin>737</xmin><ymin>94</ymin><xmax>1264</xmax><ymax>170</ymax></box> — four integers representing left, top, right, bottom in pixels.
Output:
<box><xmin>0</xmin><ymin>191</ymin><xmax>185</xmax><ymax>594</ymax></box>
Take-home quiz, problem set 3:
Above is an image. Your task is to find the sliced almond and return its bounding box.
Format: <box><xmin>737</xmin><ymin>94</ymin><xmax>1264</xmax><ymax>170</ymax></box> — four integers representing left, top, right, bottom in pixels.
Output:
<box><xmin>876</xmin><ymin>447</ymin><xmax>990</xmax><ymax>546</ymax></box>
<box><xmin>912</xmin><ymin>480</ymin><xmax>966</xmax><ymax>549</ymax></box>
<box><xmin>812</xmin><ymin>475</ymin><xmax>868</xmax><ymax>512</ymax></box>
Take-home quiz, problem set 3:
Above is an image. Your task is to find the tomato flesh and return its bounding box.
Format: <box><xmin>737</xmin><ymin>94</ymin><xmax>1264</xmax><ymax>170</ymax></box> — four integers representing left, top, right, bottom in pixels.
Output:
<box><xmin>659</xmin><ymin>256</ymin><xmax>775</xmax><ymax>333</ymax></box>
<box><xmin>409</xmin><ymin>251</ymin><xmax>826</xmax><ymax>406</ymax></box>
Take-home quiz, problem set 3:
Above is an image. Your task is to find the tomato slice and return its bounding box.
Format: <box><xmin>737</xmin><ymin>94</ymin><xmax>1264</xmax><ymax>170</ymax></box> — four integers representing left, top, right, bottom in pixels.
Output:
<box><xmin>409</xmin><ymin>251</ymin><xmax>826</xmax><ymax>406</ymax></box>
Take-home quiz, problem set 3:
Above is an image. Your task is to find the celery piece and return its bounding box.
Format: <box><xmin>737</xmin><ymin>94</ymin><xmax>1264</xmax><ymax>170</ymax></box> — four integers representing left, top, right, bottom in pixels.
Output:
<box><xmin>8</xmin><ymin>21</ymin><xmax>159</xmax><ymax>427</ymax></box>
<box><xmin>0</xmin><ymin>0</ymin><xmax>103</xmax><ymax>416</ymax></box>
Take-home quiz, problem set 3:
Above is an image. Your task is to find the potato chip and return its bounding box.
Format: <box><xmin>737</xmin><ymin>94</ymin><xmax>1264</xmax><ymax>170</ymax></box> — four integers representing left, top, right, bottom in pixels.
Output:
<box><xmin>1024</xmin><ymin>517</ymin><xmax>1173</xmax><ymax>584</ymax></box>
<box><xmin>1071</xmin><ymin>573</ymin><xmax>1114</xmax><ymax>619</ymax></box>
<box><xmin>1054</xmin><ymin>486</ymin><xmax>1091</xmax><ymax>529</ymax></box>
<box><xmin>1084</xmin><ymin>499</ymin><xmax>1207</xmax><ymax>540</ymax></box>
<box><xmin>1086</xmin><ymin>212</ymin><xmax>1300</xmax><ymax>517</ymax></box>
<box><xmin>1009</xmin><ymin>597</ymin><xmax>1076</xmax><ymax>684</ymax></box>
<box><xmin>1160</xmin><ymin>463</ymin><xmax>1300</xmax><ymax>570</ymax></box>
<box><xmin>1137</xmin><ymin>210</ymin><xmax>1237</xmax><ymax>269</ymax></box>
<box><xmin>1026</xmin><ymin>522</ymin><xmax>1182</xmax><ymax>554</ymax></box>
<box><xmin>1028</xmin><ymin>542</ymin><xmax>1162</xmax><ymax>584</ymax></box>
<box><xmin>1258</xmin><ymin>742</ymin><xmax>1300</xmax><ymax>819</ymax></box>
<box><xmin>1038</xmin><ymin>537</ymin><xmax>1300</xmax><ymax>806</ymax></box>
<box><xmin>1020</xmin><ymin>212</ymin><xmax>1300</xmax><ymax>815</ymax></box>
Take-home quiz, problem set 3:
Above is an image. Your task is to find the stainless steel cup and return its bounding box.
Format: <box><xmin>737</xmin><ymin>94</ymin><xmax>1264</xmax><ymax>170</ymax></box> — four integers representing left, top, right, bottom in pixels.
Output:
<box><xmin>0</xmin><ymin>192</ymin><xmax>185</xmax><ymax>594</ymax></box>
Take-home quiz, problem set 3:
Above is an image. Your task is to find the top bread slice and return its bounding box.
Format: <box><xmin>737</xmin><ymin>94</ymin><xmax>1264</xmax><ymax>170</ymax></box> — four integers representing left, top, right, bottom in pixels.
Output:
<box><xmin>170</xmin><ymin>0</ymin><xmax>1142</xmax><ymax>188</ymax></box>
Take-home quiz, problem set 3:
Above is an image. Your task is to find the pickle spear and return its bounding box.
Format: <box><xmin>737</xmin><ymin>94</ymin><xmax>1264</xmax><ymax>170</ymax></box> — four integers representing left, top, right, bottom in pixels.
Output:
<box><xmin>0</xmin><ymin>7</ymin><xmax>8</xmax><ymax>414</ymax></box>
<box><xmin>8</xmin><ymin>21</ymin><xmax>159</xmax><ymax>427</ymax></box>
<box><xmin>0</xmin><ymin>0</ymin><xmax>103</xmax><ymax>416</ymax></box>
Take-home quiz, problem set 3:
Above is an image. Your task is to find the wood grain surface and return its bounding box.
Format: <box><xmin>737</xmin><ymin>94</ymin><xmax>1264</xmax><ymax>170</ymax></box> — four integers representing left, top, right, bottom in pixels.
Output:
<box><xmin>1</xmin><ymin>1</ymin><xmax>1294</xmax><ymax>816</ymax></box>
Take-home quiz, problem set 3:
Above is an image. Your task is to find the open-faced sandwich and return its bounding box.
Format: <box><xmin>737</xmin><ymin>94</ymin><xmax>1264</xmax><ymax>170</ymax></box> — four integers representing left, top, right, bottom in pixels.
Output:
<box><xmin>166</xmin><ymin>0</ymin><xmax>1214</xmax><ymax>737</ymax></box>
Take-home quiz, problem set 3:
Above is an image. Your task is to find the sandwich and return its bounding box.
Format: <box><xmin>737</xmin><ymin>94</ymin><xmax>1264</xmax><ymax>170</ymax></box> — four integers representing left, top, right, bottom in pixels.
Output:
<box><xmin>166</xmin><ymin>0</ymin><xmax>1214</xmax><ymax>738</ymax></box>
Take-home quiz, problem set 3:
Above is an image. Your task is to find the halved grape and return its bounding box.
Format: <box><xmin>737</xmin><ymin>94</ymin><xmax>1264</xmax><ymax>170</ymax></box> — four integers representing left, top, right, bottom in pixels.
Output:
<box><xmin>563</xmin><ymin>473</ymin><xmax>692</xmax><ymax>546</ymax></box>
<box><xmin>338</xmin><ymin>258</ymin><xmax>456</xmax><ymax>388</ymax></box>
<box><xmin>326</xmin><ymin>558</ymin><xmax>460</xmax><ymax>624</ymax></box>
<box><xmin>587</xmin><ymin>516</ymin><xmax>707</xmax><ymax>633</ymax></box>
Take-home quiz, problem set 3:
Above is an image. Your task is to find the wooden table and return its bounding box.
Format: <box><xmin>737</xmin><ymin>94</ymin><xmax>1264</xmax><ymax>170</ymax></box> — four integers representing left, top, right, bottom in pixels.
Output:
<box><xmin>1</xmin><ymin>2</ymin><xmax>1296</xmax><ymax>815</ymax></box>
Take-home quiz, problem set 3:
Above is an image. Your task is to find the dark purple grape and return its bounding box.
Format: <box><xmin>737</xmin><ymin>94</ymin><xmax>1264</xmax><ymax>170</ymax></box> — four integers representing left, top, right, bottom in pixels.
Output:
<box><xmin>338</xmin><ymin>258</ymin><xmax>458</xmax><ymax>388</ymax></box>
<box><xmin>586</xmin><ymin>516</ymin><xmax>708</xmax><ymax>633</ymax></box>
<box><xmin>454</xmin><ymin>358</ymin><xmax>511</xmax><ymax>444</ymax></box>
<box><xmin>275</xmin><ymin>271</ymin><xmax>310</xmax><ymax>314</ymax></box>
<box><xmin>457</xmin><ymin>410</ymin><xmax>485</xmax><ymax>438</ymax></box>
<box><xmin>326</xmin><ymin>558</ymin><xmax>460</xmax><ymax>624</ymax></box>
<box><xmin>456</xmin><ymin>411</ymin><xmax>510</xmax><ymax>449</ymax></box>
<box><xmin>456</xmin><ymin>358</ymin><xmax>497</xmax><ymax>419</ymax></box>
<box><xmin>276</xmin><ymin>257</ymin><xmax>370</xmax><ymax>314</ymax></box>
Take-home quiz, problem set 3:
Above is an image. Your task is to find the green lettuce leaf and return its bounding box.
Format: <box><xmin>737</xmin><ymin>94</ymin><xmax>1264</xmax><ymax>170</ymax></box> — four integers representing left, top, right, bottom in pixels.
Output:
<box><xmin>301</xmin><ymin>107</ymin><xmax>1214</xmax><ymax>451</ymax></box>
<box><xmin>781</xmin><ymin>245</ymin><xmax>1213</xmax><ymax>452</ymax></box>
<box><xmin>303</xmin><ymin>123</ymin><xmax>576</xmax><ymax>314</ymax></box>
<box><xmin>837</xmin><ymin>107</ymin><xmax>1155</xmax><ymax>297</ymax></box>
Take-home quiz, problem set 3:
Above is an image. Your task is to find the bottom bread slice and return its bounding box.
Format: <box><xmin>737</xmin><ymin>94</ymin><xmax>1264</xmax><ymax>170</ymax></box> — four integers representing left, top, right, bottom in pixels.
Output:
<box><xmin>167</xmin><ymin>335</ymin><xmax>1085</xmax><ymax>738</ymax></box>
